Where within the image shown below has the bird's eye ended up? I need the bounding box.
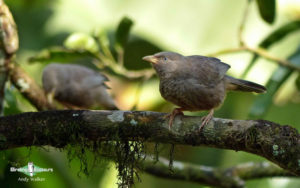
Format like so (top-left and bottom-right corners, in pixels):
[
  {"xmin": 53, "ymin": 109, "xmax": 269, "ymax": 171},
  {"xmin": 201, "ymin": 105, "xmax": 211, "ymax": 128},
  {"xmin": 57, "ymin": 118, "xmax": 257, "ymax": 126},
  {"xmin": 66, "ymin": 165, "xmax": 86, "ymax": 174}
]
[{"xmin": 162, "ymin": 57, "xmax": 167, "ymax": 61}]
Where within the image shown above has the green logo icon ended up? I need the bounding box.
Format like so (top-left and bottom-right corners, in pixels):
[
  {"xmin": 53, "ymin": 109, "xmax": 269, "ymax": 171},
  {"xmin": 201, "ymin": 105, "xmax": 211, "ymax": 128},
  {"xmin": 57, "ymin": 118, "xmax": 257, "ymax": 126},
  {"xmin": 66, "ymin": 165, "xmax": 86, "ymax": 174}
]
[{"xmin": 10, "ymin": 162, "xmax": 53, "ymax": 177}]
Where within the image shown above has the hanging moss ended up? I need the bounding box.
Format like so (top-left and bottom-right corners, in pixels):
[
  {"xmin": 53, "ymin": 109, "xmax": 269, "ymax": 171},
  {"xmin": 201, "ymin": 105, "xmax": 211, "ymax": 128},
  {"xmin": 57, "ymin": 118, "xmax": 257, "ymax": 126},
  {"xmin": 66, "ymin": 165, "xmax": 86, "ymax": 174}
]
[
  {"xmin": 168, "ymin": 144, "xmax": 175, "ymax": 173},
  {"xmin": 64, "ymin": 139, "xmax": 147, "ymax": 187},
  {"xmin": 115, "ymin": 140, "xmax": 145, "ymax": 187},
  {"xmin": 153, "ymin": 142, "xmax": 159, "ymax": 163},
  {"xmin": 60, "ymin": 121, "xmax": 149, "ymax": 188}
]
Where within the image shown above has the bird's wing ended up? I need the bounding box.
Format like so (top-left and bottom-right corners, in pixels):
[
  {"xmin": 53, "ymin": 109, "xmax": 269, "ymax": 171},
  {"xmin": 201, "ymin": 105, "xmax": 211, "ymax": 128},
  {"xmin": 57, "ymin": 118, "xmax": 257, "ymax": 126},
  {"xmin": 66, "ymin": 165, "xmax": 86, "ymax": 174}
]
[
  {"xmin": 81, "ymin": 74, "xmax": 110, "ymax": 89},
  {"xmin": 187, "ymin": 55, "xmax": 231, "ymax": 86}
]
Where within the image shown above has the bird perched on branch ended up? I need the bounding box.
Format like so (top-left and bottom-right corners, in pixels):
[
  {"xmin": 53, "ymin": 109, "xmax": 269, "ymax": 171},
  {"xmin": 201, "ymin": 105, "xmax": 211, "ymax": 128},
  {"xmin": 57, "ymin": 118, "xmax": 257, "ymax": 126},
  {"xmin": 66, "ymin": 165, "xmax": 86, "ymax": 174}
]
[
  {"xmin": 42, "ymin": 63, "xmax": 118, "ymax": 110},
  {"xmin": 143, "ymin": 52, "xmax": 266, "ymax": 130}
]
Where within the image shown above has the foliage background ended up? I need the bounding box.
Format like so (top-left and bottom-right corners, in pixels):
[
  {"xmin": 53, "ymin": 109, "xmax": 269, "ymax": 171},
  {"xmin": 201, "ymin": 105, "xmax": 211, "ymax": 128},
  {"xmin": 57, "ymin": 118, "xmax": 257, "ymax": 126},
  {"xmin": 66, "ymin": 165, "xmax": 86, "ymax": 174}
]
[{"xmin": 1, "ymin": 0, "xmax": 300, "ymax": 187}]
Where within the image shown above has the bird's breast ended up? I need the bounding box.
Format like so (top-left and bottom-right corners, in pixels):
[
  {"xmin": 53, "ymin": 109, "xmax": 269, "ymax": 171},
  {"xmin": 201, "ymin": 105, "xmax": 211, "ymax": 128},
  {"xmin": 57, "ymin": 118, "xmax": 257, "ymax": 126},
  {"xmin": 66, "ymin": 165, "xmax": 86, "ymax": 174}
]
[{"xmin": 159, "ymin": 77, "xmax": 226, "ymax": 111}]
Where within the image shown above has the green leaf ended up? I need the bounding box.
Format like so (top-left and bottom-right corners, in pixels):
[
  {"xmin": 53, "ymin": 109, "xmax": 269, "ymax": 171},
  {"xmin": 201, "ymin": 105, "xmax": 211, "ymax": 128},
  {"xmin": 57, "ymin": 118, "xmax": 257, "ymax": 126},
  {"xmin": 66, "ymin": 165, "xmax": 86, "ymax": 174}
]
[
  {"xmin": 28, "ymin": 47, "xmax": 99, "ymax": 70},
  {"xmin": 242, "ymin": 20, "xmax": 300, "ymax": 78},
  {"xmin": 259, "ymin": 20, "xmax": 300, "ymax": 48},
  {"xmin": 249, "ymin": 45, "xmax": 300, "ymax": 118},
  {"xmin": 256, "ymin": 0, "xmax": 276, "ymax": 24},
  {"xmin": 29, "ymin": 47, "xmax": 96, "ymax": 63},
  {"xmin": 64, "ymin": 32, "xmax": 99, "ymax": 53},
  {"xmin": 123, "ymin": 36, "xmax": 162, "ymax": 70},
  {"xmin": 115, "ymin": 17, "xmax": 134, "ymax": 49}
]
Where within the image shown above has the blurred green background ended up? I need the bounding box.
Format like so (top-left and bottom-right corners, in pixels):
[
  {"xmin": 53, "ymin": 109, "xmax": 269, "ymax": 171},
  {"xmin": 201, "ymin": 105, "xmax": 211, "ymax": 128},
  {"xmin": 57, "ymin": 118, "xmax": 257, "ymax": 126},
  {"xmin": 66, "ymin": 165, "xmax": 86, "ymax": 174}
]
[{"xmin": 1, "ymin": 0, "xmax": 300, "ymax": 187}]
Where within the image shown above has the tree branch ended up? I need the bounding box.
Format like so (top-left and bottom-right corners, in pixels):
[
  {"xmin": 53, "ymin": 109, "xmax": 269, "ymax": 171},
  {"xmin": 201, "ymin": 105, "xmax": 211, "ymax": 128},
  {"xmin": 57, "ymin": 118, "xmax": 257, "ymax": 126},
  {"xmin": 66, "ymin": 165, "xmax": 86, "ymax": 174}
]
[
  {"xmin": 0, "ymin": 110, "xmax": 299, "ymax": 176},
  {"xmin": 0, "ymin": 53, "xmax": 10, "ymax": 115},
  {"xmin": 7, "ymin": 63, "xmax": 55, "ymax": 111},
  {"xmin": 0, "ymin": 0, "xmax": 19, "ymax": 115},
  {"xmin": 141, "ymin": 157, "xmax": 294, "ymax": 188},
  {"xmin": 208, "ymin": 46, "xmax": 300, "ymax": 72}
]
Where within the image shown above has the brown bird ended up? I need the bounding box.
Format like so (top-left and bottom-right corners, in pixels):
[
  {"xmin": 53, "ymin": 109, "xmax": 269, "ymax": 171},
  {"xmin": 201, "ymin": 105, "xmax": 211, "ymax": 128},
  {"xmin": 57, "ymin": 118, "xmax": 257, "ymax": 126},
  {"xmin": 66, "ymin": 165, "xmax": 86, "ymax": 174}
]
[
  {"xmin": 42, "ymin": 63, "xmax": 118, "ymax": 110},
  {"xmin": 143, "ymin": 52, "xmax": 266, "ymax": 130}
]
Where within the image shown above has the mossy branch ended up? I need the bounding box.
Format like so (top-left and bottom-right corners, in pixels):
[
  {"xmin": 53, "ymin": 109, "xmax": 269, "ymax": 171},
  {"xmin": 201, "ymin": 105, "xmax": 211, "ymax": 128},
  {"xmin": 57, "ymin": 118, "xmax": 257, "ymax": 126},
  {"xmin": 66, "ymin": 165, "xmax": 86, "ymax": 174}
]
[
  {"xmin": 0, "ymin": 0, "xmax": 19, "ymax": 115},
  {"xmin": 0, "ymin": 110, "xmax": 299, "ymax": 176},
  {"xmin": 141, "ymin": 157, "xmax": 294, "ymax": 188}
]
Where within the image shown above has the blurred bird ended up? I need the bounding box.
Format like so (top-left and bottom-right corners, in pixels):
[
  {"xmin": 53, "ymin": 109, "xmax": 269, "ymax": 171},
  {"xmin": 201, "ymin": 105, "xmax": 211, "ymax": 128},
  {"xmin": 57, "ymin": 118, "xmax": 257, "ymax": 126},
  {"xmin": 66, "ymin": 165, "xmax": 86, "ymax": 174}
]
[
  {"xmin": 42, "ymin": 63, "xmax": 118, "ymax": 110},
  {"xmin": 143, "ymin": 52, "xmax": 266, "ymax": 130}
]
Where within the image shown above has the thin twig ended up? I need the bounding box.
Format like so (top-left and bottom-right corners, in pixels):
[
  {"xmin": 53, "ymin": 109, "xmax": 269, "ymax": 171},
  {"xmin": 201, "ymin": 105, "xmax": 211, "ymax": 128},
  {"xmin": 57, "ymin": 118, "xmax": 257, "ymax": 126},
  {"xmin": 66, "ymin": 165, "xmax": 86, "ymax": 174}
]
[
  {"xmin": 238, "ymin": 0, "xmax": 252, "ymax": 46},
  {"xmin": 96, "ymin": 35, "xmax": 155, "ymax": 80},
  {"xmin": 94, "ymin": 52, "xmax": 155, "ymax": 81},
  {"xmin": 208, "ymin": 46, "xmax": 300, "ymax": 72}
]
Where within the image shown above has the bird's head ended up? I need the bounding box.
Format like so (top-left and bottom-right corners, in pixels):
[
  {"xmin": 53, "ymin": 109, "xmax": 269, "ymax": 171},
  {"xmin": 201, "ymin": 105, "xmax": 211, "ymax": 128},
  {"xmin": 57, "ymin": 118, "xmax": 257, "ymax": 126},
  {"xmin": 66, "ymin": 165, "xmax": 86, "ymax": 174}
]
[{"xmin": 142, "ymin": 51, "xmax": 184, "ymax": 78}]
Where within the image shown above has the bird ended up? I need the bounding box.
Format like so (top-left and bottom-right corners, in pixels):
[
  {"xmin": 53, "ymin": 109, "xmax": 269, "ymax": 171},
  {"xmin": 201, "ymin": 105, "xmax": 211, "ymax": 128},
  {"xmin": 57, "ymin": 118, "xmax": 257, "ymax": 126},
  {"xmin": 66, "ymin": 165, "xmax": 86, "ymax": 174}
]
[
  {"xmin": 42, "ymin": 63, "xmax": 118, "ymax": 110},
  {"xmin": 142, "ymin": 51, "xmax": 266, "ymax": 131}
]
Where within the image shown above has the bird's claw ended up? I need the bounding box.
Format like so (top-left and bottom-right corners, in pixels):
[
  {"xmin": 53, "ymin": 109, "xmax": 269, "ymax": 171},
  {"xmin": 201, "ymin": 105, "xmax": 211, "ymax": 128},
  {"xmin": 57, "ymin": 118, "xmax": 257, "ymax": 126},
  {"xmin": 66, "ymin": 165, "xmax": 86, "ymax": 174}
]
[
  {"xmin": 199, "ymin": 109, "xmax": 214, "ymax": 131},
  {"xmin": 164, "ymin": 108, "xmax": 184, "ymax": 130}
]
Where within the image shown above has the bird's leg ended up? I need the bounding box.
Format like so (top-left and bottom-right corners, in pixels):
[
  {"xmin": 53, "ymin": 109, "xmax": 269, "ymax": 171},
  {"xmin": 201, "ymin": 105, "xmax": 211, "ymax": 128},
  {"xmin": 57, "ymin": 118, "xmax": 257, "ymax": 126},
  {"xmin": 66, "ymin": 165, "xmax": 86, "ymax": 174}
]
[
  {"xmin": 199, "ymin": 109, "xmax": 214, "ymax": 131},
  {"xmin": 46, "ymin": 89, "xmax": 56, "ymax": 105},
  {"xmin": 165, "ymin": 108, "xmax": 184, "ymax": 130}
]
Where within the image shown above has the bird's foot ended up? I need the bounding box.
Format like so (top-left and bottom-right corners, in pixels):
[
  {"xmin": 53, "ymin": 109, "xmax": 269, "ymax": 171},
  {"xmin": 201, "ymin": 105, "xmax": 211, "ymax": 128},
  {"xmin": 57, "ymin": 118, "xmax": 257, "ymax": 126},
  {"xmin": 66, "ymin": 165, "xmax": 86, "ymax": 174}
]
[
  {"xmin": 199, "ymin": 109, "xmax": 214, "ymax": 131},
  {"xmin": 164, "ymin": 108, "xmax": 184, "ymax": 130}
]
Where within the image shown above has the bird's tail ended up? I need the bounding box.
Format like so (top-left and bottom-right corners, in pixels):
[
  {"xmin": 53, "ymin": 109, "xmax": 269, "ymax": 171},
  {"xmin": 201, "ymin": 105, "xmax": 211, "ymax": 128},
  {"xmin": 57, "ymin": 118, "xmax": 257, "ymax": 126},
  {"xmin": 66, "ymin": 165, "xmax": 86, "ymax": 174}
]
[{"xmin": 225, "ymin": 76, "xmax": 266, "ymax": 93}]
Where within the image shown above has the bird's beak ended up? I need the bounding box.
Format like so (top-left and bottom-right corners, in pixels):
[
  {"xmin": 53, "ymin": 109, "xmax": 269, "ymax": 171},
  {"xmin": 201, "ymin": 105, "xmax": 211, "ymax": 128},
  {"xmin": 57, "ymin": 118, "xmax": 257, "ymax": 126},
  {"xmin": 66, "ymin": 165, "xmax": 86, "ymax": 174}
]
[{"xmin": 142, "ymin": 55, "xmax": 158, "ymax": 64}]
